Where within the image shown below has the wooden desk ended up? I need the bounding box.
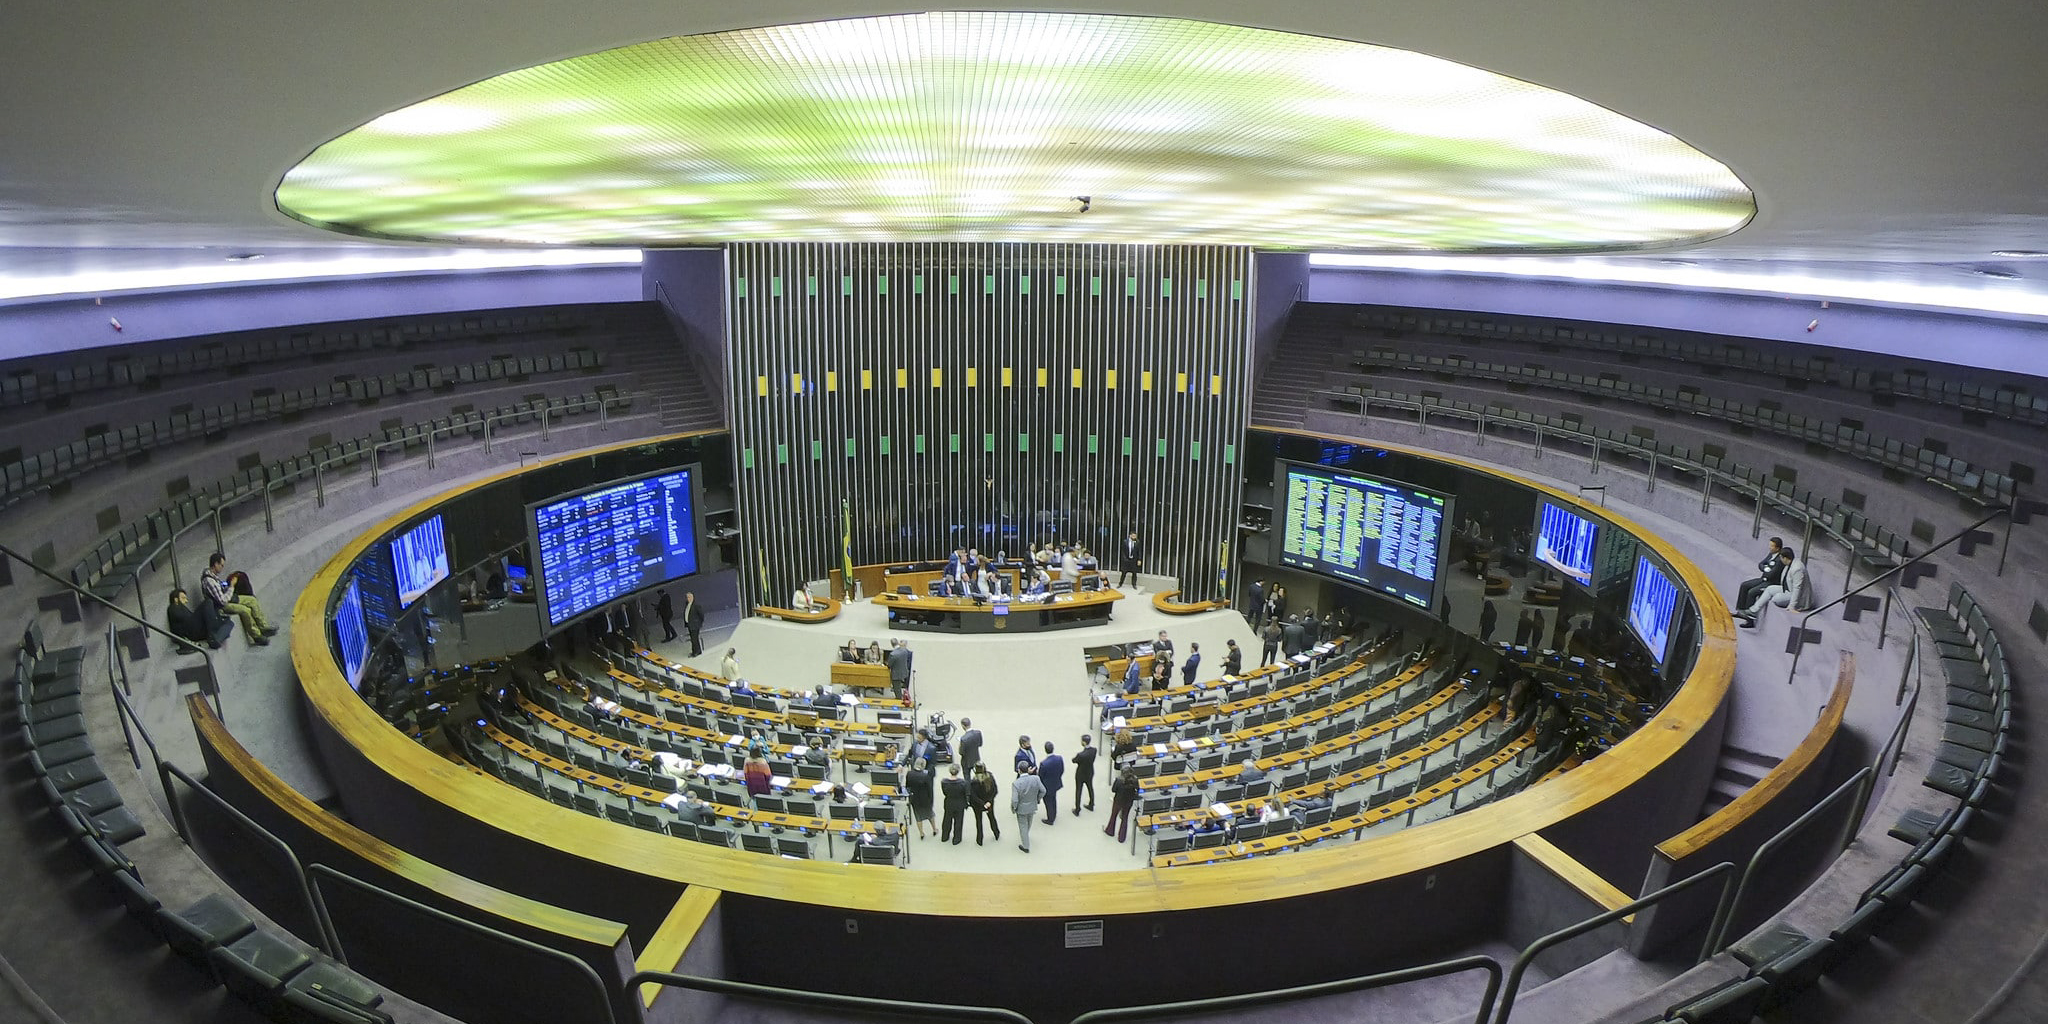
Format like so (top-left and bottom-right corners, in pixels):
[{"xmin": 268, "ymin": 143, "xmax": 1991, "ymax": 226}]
[
  {"xmin": 633, "ymin": 647, "xmax": 910, "ymax": 712},
  {"xmin": 1153, "ymin": 590, "xmax": 1230, "ymax": 615},
  {"xmin": 599, "ymin": 669, "xmax": 902, "ymax": 767},
  {"xmin": 872, "ymin": 588, "xmax": 1122, "ymax": 633},
  {"xmin": 754, "ymin": 596, "xmax": 842, "ymax": 623},
  {"xmin": 830, "ymin": 662, "xmax": 893, "ymax": 692}
]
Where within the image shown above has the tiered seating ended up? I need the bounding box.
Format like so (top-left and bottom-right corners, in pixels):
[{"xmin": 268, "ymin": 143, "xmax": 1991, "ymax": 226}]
[
  {"xmin": 1663, "ymin": 587, "xmax": 2006, "ymax": 1019},
  {"xmin": 65, "ymin": 388, "xmax": 635, "ymax": 604},
  {"xmin": 1321, "ymin": 383, "xmax": 1921, "ymax": 570},
  {"xmin": 461, "ymin": 674, "xmax": 901, "ymax": 862},
  {"xmin": 1346, "ymin": 348, "xmax": 2015, "ymax": 507},
  {"xmin": 1348, "ymin": 306, "xmax": 2048, "ymax": 427},
  {"xmin": 5, "ymin": 347, "xmax": 607, "ymax": 512},
  {"xmin": 15, "ymin": 620, "xmax": 392, "ymax": 1022}
]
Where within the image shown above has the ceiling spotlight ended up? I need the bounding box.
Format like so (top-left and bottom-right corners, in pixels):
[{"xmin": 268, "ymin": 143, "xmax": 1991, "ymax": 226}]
[
  {"xmin": 1073, "ymin": 196, "xmax": 1092, "ymax": 213},
  {"xmin": 225, "ymin": 252, "xmax": 266, "ymax": 261},
  {"xmin": 1990, "ymin": 250, "xmax": 2047, "ymax": 258}
]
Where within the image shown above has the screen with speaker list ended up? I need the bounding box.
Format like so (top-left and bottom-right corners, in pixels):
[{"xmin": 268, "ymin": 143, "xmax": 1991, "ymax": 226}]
[
  {"xmin": 1278, "ymin": 462, "xmax": 1448, "ymax": 610},
  {"xmin": 391, "ymin": 514, "xmax": 450, "ymax": 609},
  {"xmin": 334, "ymin": 578, "xmax": 371, "ymax": 690},
  {"xmin": 1535, "ymin": 500, "xmax": 1599, "ymax": 586},
  {"xmin": 1627, "ymin": 555, "xmax": 1681, "ymax": 665},
  {"xmin": 531, "ymin": 468, "xmax": 699, "ymax": 628}
]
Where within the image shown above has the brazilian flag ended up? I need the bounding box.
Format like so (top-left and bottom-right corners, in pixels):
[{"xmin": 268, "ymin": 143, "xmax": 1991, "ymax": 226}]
[{"xmin": 840, "ymin": 497, "xmax": 856, "ymax": 599}]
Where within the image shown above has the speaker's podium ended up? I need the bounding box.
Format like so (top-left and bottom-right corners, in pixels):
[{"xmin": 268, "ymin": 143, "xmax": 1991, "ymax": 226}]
[{"xmin": 873, "ymin": 586, "xmax": 1122, "ymax": 634}]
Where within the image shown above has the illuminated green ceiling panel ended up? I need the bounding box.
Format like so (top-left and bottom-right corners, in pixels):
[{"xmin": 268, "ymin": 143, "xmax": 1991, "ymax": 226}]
[{"xmin": 275, "ymin": 12, "xmax": 1753, "ymax": 251}]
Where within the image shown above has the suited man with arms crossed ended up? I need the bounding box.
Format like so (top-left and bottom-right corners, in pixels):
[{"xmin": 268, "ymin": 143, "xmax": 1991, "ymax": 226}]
[
  {"xmin": 956, "ymin": 718, "xmax": 983, "ymax": 772},
  {"xmin": 1735, "ymin": 537, "xmax": 1785, "ymax": 611}
]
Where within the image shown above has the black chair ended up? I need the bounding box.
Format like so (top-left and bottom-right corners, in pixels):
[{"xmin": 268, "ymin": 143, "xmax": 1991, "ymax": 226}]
[
  {"xmin": 209, "ymin": 930, "xmax": 315, "ymax": 1016},
  {"xmin": 159, "ymin": 893, "xmax": 258, "ymax": 979}
]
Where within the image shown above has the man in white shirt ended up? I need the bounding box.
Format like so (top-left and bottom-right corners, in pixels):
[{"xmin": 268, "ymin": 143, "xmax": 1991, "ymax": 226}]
[
  {"xmin": 1736, "ymin": 549, "xmax": 1808, "ymax": 626},
  {"xmin": 720, "ymin": 648, "xmax": 740, "ymax": 680}
]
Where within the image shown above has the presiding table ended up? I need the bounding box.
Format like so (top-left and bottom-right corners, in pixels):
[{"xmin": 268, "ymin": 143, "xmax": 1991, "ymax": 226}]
[{"xmin": 873, "ymin": 588, "xmax": 1123, "ymax": 633}]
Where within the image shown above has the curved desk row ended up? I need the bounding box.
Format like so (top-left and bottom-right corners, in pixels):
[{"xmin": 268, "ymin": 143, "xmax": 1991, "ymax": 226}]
[
  {"xmin": 752, "ymin": 596, "xmax": 841, "ymax": 622},
  {"xmin": 872, "ymin": 587, "xmax": 1123, "ymax": 633},
  {"xmin": 290, "ymin": 431, "xmax": 1736, "ymax": 1018}
]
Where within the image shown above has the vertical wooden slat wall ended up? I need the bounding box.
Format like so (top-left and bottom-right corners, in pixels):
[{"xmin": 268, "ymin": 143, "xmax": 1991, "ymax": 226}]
[{"xmin": 727, "ymin": 242, "xmax": 1251, "ymax": 607}]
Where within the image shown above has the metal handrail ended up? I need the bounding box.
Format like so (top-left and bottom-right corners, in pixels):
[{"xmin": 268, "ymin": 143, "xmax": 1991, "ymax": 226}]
[
  {"xmin": 1702, "ymin": 766, "xmax": 1876, "ymax": 956},
  {"xmin": 1066, "ymin": 954, "xmax": 1503, "ymax": 1024},
  {"xmin": 157, "ymin": 760, "xmax": 339, "ymax": 958},
  {"xmin": 631, "ymin": 971, "xmax": 1036, "ymax": 1024},
  {"xmin": 1878, "ymin": 611, "xmax": 1925, "ymax": 780},
  {"xmin": 307, "ymin": 863, "xmax": 618, "ymax": 1024},
  {"xmin": 102, "ymin": 622, "xmax": 165, "ymax": 773},
  {"xmin": 1493, "ymin": 860, "xmax": 1738, "ymax": 1024},
  {"xmin": 1786, "ymin": 505, "xmax": 2012, "ymax": 683},
  {"xmin": 0, "ymin": 542, "xmax": 224, "ymax": 720}
]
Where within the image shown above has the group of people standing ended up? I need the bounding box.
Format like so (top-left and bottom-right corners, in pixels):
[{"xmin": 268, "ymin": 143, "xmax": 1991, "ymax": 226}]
[{"xmin": 899, "ymin": 721, "xmax": 1104, "ymax": 853}]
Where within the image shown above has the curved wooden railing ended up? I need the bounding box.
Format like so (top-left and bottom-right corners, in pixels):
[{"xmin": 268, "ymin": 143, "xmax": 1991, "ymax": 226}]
[
  {"xmin": 294, "ymin": 429, "xmax": 1733, "ymax": 914},
  {"xmin": 751, "ymin": 595, "xmax": 842, "ymax": 622},
  {"xmin": 1153, "ymin": 589, "xmax": 1230, "ymax": 614}
]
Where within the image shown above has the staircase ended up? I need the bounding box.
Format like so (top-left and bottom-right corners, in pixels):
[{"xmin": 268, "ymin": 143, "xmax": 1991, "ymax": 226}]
[
  {"xmin": 1250, "ymin": 304, "xmax": 1358, "ymax": 430},
  {"xmin": 1697, "ymin": 744, "xmax": 1781, "ymax": 818},
  {"xmin": 600, "ymin": 304, "xmax": 726, "ymax": 434}
]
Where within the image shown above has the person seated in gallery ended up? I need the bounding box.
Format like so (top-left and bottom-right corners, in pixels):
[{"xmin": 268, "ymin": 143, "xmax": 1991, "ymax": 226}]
[
  {"xmin": 1237, "ymin": 758, "xmax": 1267, "ymax": 786},
  {"xmin": 166, "ymin": 587, "xmax": 231, "ymax": 652},
  {"xmin": 865, "ymin": 640, "xmax": 885, "ymax": 664},
  {"xmin": 840, "ymin": 639, "xmax": 864, "ymax": 663}
]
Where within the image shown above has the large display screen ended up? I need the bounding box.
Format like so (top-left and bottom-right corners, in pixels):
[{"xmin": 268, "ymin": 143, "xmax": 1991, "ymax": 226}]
[
  {"xmin": 1627, "ymin": 555, "xmax": 1681, "ymax": 665},
  {"xmin": 1278, "ymin": 462, "xmax": 1448, "ymax": 610},
  {"xmin": 334, "ymin": 578, "xmax": 371, "ymax": 691},
  {"xmin": 1535, "ymin": 501, "xmax": 1599, "ymax": 586},
  {"xmin": 391, "ymin": 514, "xmax": 450, "ymax": 609},
  {"xmin": 531, "ymin": 467, "xmax": 700, "ymax": 628}
]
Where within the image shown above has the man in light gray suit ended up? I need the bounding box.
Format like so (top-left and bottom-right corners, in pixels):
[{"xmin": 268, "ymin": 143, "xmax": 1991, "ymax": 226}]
[
  {"xmin": 886, "ymin": 639, "xmax": 913, "ymax": 692},
  {"xmin": 1737, "ymin": 549, "xmax": 1808, "ymax": 626},
  {"xmin": 1011, "ymin": 765, "xmax": 1046, "ymax": 853}
]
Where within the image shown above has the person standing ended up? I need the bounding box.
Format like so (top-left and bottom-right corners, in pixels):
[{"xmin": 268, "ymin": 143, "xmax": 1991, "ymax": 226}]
[
  {"xmin": 1260, "ymin": 619, "xmax": 1282, "ymax": 667},
  {"xmin": 1222, "ymin": 639, "xmax": 1243, "ymax": 678},
  {"xmin": 1512, "ymin": 610, "xmax": 1535, "ymax": 648},
  {"xmin": 1103, "ymin": 767, "xmax": 1141, "ymax": 843},
  {"xmin": 1281, "ymin": 615, "xmax": 1306, "ymax": 658},
  {"xmin": 908, "ymin": 728, "xmax": 937, "ymax": 774},
  {"xmin": 720, "ymin": 647, "xmax": 740, "ymax": 680},
  {"xmin": 1529, "ymin": 610, "xmax": 1547, "ymax": 650},
  {"xmin": 1478, "ymin": 599, "xmax": 1499, "ymax": 644},
  {"xmin": 1248, "ymin": 580, "xmax": 1267, "ymax": 630},
  {"xmin": 906, "ymin": 757, "xmax": 936, "ymax": 839},
  {"xmin": 1011, "ymin": 765, "xmax": 1045, "ymax": 853},
  {"xmin": 1013, "ymin": 735, "xmax": 1037, "ymax": 772},
  {"xmin": 655, "ymin": 589, "xmax": 678, "ymax": 643},
  {"xmin": 968, "ymin": 763, "xmax": 1001, "ymax": 845},
  {"xmin": 939, "ymin": 766, "xmax": 970, "ymax": 845},
  {"xmin": 1037, "ymin": 742, "xmax": 1065, "ymax": 824},
  {"xmin": 1071, "ymin": 734, "xmax": 1098, "ymax": 814},
  {"xmin": 956, "ymin": 718, "xmax": 983, "ymax": 772},
  {"xmin": 1122, "ymin": 656, "xmax": 1145, "ymax": 695},
  {"xmin": 682, "ymin": 591, "xmax": 705, "ymax": 656},
  {"xmin": 743, "ymin": 753, "xmax": 772, "ymax": 806},
  {"xmin": 1181, "ymin": 643, "xmax": 1202, "ymax": 687},
  {"xmin": 1116, "ymin": 531, "xmax": 1143, "ymax": 590},
  {"xmin": 1269, "ymin": 585, "xmax": 1288, "ymax": 624},
  {"xmin": 886, "ymin": 638, "xmax": 913, "ymax": 693}
]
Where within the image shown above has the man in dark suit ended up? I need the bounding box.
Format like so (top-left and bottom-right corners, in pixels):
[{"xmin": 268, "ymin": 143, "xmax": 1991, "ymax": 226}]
[
  {"xmin": 1070, "ymin": 735, "xmax": 1097, "ymax": 814},
  {"xmin": 1116, "ymin": 531, "xmax": 1142, "ymax": 589},
  {"xmin": 1281, "ymin": 615, "xmax": 1307, "ymax": 657},
  {"xmin": 166, "ymin": 588, "xmax": 228, "ymax": 652},
  {"xmin": 1014, "ymin": 735, "xmax": 1037, "ymax": 772},
  {"xmin": 655, "ymin": 589, "xmax": 679, "ymax": 642},
  {"xmin": 1735, "ymin": 537, "xmax": 1786, "ymax": 610},
  {"xmin": 1248, "ymin": 580, "xmax": 1266, "ymax": 629},
  {"xmin": 1181, "ymin": 643, "xmax": 1201, "ymax": 687},
  {"xmin": 956, "ymin": 718, "xmax": 983, "ymax": 772},
  {"xmin": 1222, "ymin": 639, "xmax": 1243, "ymax": 677},
  {"xmin": 939, "ymin": 766, "xmax": 970, "ymax": 845},
  {"xmin": 1479, "ymin": 599, "xmax": 1499, "ymax": 643},
  {"xmin": 1037, "ymin": 742, "xmax": 1065, "ymax": 824},
  {"xmin": 681, "ymin": 592, "xmax": 706, "ymax": 655}
]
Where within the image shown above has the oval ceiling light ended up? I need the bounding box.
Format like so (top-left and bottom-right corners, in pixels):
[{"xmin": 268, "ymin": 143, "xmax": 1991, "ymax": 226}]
[{"xmin": 275, "ymin": 12, "xmax": 1754, "ymax": 252}]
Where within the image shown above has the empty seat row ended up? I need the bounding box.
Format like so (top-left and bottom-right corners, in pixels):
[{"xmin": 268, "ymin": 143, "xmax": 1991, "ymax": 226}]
[
  {"xmin": 62, "ymin": 389, "xmax": 624, "ymax": 601},
  {"xmin": 1324, "ymin": 385, "xmax": 1917, "ymax": 566},
  {"xmin": 1351, "ymin": 349, "xmax": 2014, "ymax": 504},
  {"xmin": 1, "ymin": 350, "xmax": 606, "ymax": 508},
  {"xmin": 1345, "ymin": 305, "xmax": 2048, "ymax": 426},
  {"xmin": 0, "ymin": 302, "xmax": 622, "ymax": 410}
]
